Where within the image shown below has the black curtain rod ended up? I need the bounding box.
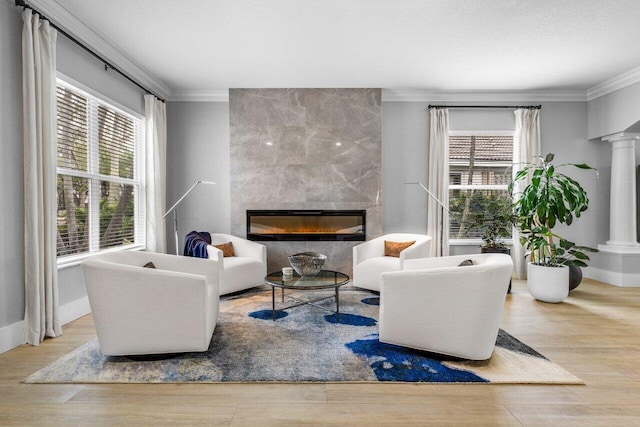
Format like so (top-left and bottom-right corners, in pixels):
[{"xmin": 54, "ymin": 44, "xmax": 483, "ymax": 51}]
[
  {"xmin": 428, "ymin": 105, "xmax": 541, "ymax": 110},
  {"xmin": 15, "ymin": 0, "xmax": 166, "ymax": 103}
]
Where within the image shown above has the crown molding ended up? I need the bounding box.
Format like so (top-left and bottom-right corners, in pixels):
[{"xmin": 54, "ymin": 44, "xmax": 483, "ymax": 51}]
[
  {"xmin": 168, "ymin": 90, "xmax": 229, "ymax": 102},
  {"xmin": 587, "ymin": 65, "xmax": 640, "ymax": 101},
  {"xmin": 381, "ymin": 89, "xmax": 587, "ymax": 102},
  {"xmin": 27, "ymin": 0, "xmax": 171, "ymax": 100},
  {"xmin": 167, "ymin": 88, "xmax": 588, "ymax": 103}
]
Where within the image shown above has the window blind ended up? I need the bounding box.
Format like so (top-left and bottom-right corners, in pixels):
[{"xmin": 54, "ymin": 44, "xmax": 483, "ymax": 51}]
[{"xmin": 56, "ymin": 81, "xmax": 144, "ymax": 259}]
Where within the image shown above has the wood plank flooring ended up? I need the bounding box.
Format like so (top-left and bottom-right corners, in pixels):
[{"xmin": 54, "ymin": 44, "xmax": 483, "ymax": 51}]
[{"xmin": 1, "ymin": 278, "xmax": 640, "ymax": 426}]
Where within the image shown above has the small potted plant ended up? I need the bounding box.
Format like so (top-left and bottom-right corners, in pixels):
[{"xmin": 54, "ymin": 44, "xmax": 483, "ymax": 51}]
[
  {"xmin": 457, "ymin": 194, "xmax": 516, "ymax": 292},
  {"xmin": 510, "ymin": 153, "xmax": 598, "ymax": 303},
  {"xmin": 471, "ymin": 196, "xmax": 516, "ymax": 253},
  {"xmin": 453, "ymin": 190, "xmax": 515, "ymax": 251}
]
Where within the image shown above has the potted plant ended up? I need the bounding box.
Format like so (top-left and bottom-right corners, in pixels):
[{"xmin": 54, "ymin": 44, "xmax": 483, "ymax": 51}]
[
  {"xmin": 479, "ymin": 197, "xmax": 517, "ymax": 292},
  {"xmin": 510, "ymin": 153, "xmax": 598, "ymax": 303},
  {"xmin": 466, "ymin": 195, "xmax": 516, "ymax": 252},
  {"xmin": 452, "ymin": 188, "xmax": 515, "ymax": 251},
  {"xmin": 456, "ymin": 195, "xmax": 516, "ymax": 291}
]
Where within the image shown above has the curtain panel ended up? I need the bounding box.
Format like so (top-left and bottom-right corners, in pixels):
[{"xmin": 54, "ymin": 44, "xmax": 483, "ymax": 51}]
[
  {"xmin": 22, "ymin": 9, "xmax": 62, "ymax": 345},
  {"xmin": 513, "ymin": 108, "xmax": 541, "ymax": 279},
  {"xmin": 145, "ymin": 95, "xmax": 167, "ymax": 253},
  {"xmin": 427, "ymin": 108, "xmax": 450, "ymax": 257}
]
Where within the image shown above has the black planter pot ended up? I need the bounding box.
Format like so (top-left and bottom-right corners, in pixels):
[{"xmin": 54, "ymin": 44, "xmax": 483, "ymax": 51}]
[
  {"xmin": 569, "ymin": 265, "xmax": 583, "ymax": 291},
  {"xmin": 480, "ymin": 246, "xmax": 512, "ymax": 293}
]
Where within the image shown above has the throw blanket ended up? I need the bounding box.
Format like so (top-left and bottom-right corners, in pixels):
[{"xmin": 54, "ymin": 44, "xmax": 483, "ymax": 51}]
[{"xmin": 184, "ymin": 231, "xmax": 212, "ymax": 259}]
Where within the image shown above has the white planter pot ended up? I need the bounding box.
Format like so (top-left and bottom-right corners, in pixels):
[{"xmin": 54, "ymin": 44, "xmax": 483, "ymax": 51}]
[{"xmin": 527, "ymin": 262, "xmax": 569, "ymax": 303}]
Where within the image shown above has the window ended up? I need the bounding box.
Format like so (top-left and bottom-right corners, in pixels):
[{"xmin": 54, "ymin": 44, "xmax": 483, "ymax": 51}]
[
  {"xmin": 448, "ymin": 132, "xmax": 513, "ymax": 241},
  {"xmin": 56, "ymin": 79, "xmax": 145, "ymax": 263}
]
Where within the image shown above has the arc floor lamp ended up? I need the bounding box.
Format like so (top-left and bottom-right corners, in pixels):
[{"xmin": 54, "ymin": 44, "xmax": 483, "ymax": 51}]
[
  {"xmin": 404, "ymin": 181, "xmax": 450, "ymax": 256},
  {"xmin": 163, "ymin": 180, "xmax": 215, "ymax": 255}
]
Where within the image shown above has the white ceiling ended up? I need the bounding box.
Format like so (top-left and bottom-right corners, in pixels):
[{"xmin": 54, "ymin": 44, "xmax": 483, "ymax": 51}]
[{"xmin": 46, "ymin": 0, "xmax": 640, "ymax": 98}]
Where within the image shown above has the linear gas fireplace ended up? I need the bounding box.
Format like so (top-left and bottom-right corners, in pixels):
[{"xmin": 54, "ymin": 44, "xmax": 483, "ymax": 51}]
[{"xmin": 246, "ymin": 210, "xmax": 366, "ymax": 241}]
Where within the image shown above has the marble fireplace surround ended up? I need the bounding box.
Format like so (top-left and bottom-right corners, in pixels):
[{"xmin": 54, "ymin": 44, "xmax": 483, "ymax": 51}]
[{"xmin": 229, "ymin": 88, "xmax": 382, "ymax": 275}]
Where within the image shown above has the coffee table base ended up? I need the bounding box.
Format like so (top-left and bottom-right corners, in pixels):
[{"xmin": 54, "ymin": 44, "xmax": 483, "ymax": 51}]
[{"xmin": 271, "ymin": 286, "xmax": 340, "ymax": 321}]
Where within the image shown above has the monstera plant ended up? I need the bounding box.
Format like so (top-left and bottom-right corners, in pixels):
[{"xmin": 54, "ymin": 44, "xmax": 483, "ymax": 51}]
[{"xmin": 510, "ymin": 153, "xmax": 598, "ymax": 302}]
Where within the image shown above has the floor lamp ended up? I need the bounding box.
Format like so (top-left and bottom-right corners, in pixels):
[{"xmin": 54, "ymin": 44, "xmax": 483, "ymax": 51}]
[
  {"xmin": 404, "ymin": 182, "xmax": 450, "ymax": 256},
  {"xmin": 163, "ymin": 180, "xmax": 215, "ymax": 255}
]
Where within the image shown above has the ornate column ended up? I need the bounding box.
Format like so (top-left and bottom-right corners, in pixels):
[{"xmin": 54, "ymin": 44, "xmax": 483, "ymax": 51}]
[
  {"xmin": 602, "ymin": 132, "xmax": 640, "ymax": 249},
  {"xmin": 589, "ymin": 133, "xmax": 640, "ymax": 287}
]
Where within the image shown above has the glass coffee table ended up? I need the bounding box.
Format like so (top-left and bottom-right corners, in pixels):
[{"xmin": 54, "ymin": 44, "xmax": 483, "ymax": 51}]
[{"xmin": 264, "ymin": 270, "xmax": 350, "ymax": 321}]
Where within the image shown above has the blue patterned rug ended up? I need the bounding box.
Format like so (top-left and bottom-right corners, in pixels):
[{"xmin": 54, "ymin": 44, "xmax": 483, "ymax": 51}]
[{"xmin": 23, "ymin": 288, "xmax": 582, "ymax": 384}]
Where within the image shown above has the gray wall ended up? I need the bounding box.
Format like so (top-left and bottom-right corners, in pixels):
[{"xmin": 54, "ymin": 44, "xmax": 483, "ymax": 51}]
[
  {"xmin": 166, "ymin": 102, "xmax": 231, "ymax": 255},
  {"xmin": 382, "ymin": 103, "xmax": 517, "ymax": 234},
  {"xmin": 56, "ymin": 32, "xmax": 146, "ymax": 307},
  {"xmin": 57, "ymin": 37, "xmax": 144, "ymax": 116},
  {"xmin": 382, "ymin": 101, "xmax": 609, "ymax": 258},
  {"xmin": 587, "ymin": 82, "xmax": 640, "ymax": 170},
  {"xmin": 0, "ymin": 1, "xmax": 146, "ymax": 332},
  {"xmin": 588, "ymin": 82, "xmax": 640, "ymax": 139},
  {"xmin": 0, "ymin": 1, "xmax": 25, "ymax": 329},
  {"xmin": 169, "ymin": 99, "xmax": 608, "ymax": 265},
  {"xmin": 381, "ymin": 103, "xmax": 429, "ymax": 234},
  {"xmin": 540, "ymin": 102, "xmax": 610, "ymax": 249}
]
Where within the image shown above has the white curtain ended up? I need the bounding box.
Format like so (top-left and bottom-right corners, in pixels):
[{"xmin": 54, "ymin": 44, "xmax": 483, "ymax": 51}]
[
  {"xmin": 513, "ymin": 108, "xmax": 541, "ymax": 279},
  {"xmin": 22, "ymin": 10, "xmax": 61, "ymax": 345},
  {"xmin": 427, "ymin": 108, "xmax": 450, "ymax": 257},
  {"xmin": 145, "ymin": 94, "xmax": 167, "ymax": 253}
]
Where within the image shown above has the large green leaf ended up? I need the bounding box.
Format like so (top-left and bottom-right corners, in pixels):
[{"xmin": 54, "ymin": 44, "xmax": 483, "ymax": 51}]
[
  {"xmin": 569, "ymin": 251, "xmax": 589, "ymax": 260},
  {"xmin": 512, "ymin": 153, "xmax": 597, "ymax": 266},
  {"xmin": 572, "ymin": 163, "xmax": 596, "ymax": 170}
]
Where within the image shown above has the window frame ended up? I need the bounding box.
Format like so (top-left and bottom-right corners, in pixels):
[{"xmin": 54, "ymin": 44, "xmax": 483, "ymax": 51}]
[
  {"xmin": 448, "ymin": 130, "xmax": 514, "ymax": 246},
  {"xmin": 56, "ymin": 74, "xmax": 146, "ymax": 269}
]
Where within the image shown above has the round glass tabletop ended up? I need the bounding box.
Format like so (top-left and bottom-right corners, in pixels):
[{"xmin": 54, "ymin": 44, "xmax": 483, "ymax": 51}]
[{"xmin": 265, "ymin": 270, "xmax": 349, "ymax": 290}]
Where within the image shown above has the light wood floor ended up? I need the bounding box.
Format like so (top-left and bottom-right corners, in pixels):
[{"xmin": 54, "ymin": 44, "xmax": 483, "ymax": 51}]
[{"xmin": 1, "ymin": 278, "xmax": 640, "ymax": 426}]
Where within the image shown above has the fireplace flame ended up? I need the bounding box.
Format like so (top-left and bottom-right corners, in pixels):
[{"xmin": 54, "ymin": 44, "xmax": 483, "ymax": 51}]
[
  {"xmin": 251, "ymin": 225, "xmax": 362, "ymax": 234},
  {"xmin": 250, "ymin": 217, "xmax": 363, "ymax": 235},
  {"xmin": 246, "ymin": 211, "xmax": 365, "ymax": 240}
]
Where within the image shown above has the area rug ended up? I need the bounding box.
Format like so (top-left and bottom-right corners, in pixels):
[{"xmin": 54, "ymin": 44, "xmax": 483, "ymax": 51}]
[{"xmin": 23, "ymin": 288, "xmax": 582, "ymax": 384}]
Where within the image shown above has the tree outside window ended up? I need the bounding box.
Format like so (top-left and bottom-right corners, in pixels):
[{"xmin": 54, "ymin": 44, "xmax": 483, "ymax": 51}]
[
  {"xmin": 449, "ymin": 132, "xmax": 513, "ymax": 241},
  {"xmin": 56, "ymin": 81, "xmax": 144, "ymax": 261}
]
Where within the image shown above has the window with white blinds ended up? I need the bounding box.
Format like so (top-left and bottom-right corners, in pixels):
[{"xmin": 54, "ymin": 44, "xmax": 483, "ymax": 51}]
[
  {"xmin": 56, "ymin": 79, "xmax": 145, "ymax": 262},
  {"xmin": 448, "ymin": 132, "xmax": 513, "ymax": 241}
]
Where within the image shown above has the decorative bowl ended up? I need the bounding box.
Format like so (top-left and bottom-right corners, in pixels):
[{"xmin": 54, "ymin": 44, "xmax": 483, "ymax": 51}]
[{"xmin": 288, "ymin": 252, "xmax": 327, "ymax": 277}]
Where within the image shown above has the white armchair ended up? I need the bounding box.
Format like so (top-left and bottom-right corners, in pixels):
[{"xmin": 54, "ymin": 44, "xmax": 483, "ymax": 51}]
[
  {"xmin": 379, "ymin": 253, "xmax": 514, "ymax": 360},
  {"xmin": 81, "ymin": 250, "xmax": 220, "ymax": 356},
  {"xmin": 352, "ymin": 233, "xmax": 432, "ymax": 292},
  {"xmin": 207, "ymin": 233, "xmax": 267, "ymax": 295}
]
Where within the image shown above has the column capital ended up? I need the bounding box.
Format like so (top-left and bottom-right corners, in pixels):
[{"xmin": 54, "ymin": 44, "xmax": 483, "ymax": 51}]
[{"xmin": 601, "ymin": 132, "xmax": 640, "ymax": 143}]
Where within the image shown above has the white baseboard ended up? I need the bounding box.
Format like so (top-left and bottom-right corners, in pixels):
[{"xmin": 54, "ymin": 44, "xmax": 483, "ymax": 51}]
[
  {"xmin": 0, "ymin": 296, "xmax": 91, "ymax": 355},
  {"xmin": 585, "ymin": 267, "xmax": 640, "ymax": 287},
  {"xmin": 0, "ymin": 321, "xmax": 25, "ymax": 355},
  {"xmin": 59, "ymin": 296, "xmax": 91, "ymax": 326}
]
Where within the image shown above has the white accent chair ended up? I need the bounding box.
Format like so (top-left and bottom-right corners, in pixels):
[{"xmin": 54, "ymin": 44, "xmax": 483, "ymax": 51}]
[
  {"xmin": 81, "ymin": 251, "xmax": 220, "ymax": 356},
  {"xmin": 352, "ymin": 233, "xmax": 432, "ymax": 292},
  {"xmin": 379, "ymin": 253, "xmax": 514, "ymax": 360},
  {"xmin": 206, "ymin": 233, "xmax": 267, "ymax": 295}
]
